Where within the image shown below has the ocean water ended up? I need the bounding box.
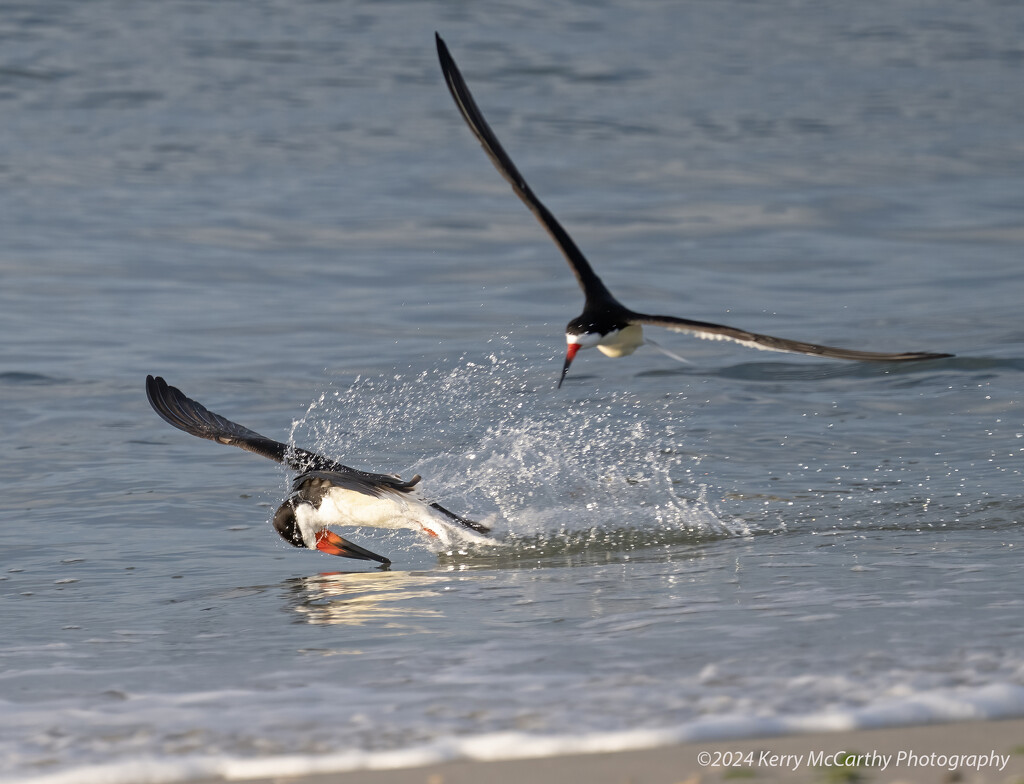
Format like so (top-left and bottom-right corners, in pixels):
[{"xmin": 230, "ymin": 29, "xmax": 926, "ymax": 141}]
[{"xmin": 2, "ymin": 2, "xmax": 1024, "ymax": 782}]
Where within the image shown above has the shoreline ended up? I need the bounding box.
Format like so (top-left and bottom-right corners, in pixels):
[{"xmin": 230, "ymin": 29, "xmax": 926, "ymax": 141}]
[{"xmin": 200, "ymin": 717, "xmax": 1024, "ymax": 784}]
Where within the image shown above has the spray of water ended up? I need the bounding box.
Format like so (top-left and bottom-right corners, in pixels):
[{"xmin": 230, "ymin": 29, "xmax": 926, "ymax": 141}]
[{"xmin": 287, "ymin": 349, "xmax": 741, "ymax": 561}]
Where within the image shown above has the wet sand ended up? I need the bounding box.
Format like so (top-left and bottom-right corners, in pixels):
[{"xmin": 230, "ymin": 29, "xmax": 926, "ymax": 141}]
[{"xmin": 205, "ymin": 717, "xmax": 1024, "ymax": 784}]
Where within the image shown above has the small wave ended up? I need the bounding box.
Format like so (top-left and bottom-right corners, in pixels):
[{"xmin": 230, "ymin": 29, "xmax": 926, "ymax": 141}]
[
  {"xmin": 0, "ymin": 371, "xmax": 65, "ymax": 386},
  {"xmin": 10, "ymin": 683, "xmax": 1024, "ymax": 784}
]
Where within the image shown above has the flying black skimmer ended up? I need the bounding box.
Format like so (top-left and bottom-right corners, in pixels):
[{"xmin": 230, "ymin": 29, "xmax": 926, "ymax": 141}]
[
  {"xmin": 435, "ymin": 34, "xmax": 952, "ymax": 387},
  {"xmin": 146, "ymin": 375, "xmax": 489, "ymax": 565}
]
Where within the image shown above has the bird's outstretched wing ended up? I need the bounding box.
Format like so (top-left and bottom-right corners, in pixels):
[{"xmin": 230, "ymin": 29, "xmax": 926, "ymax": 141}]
[
  {"xmin": 630, "ymin": 313, "xmax": 952, "ymax": 362},
  {"xmin": 436, "ymin": 33, "xmax": 618, "ymax": 308},
  {"xmin": 146, "ymin": 376, "xmax": 488, "ymax": 538},
  {"xmin": 437, "ymin": 35, "xmax": 952, "ymax": 366},
  {"xmin": 145, "ymin": 375, "xmax": 420, "ymax": 492}
]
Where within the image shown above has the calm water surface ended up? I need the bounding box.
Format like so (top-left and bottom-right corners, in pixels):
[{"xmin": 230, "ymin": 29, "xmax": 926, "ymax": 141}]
[{"xmin": 2, "ymin": 2, "xmax": 1023, "ymax": 782}]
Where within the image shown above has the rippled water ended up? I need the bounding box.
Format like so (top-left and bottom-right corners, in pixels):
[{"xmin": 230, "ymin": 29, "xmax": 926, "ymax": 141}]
[{"xmin": 2, "ymin": 2, "xmax": 1023, "ymax": 782}]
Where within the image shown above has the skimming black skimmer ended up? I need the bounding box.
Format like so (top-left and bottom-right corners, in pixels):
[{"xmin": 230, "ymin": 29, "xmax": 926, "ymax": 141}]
[
  {"xmin": 146, "ymin": 375, "xmax": 489, "ymax": 565},
  {"xmin": 435, "ymin": 34, "xmax": 952, "ymax": 387}
]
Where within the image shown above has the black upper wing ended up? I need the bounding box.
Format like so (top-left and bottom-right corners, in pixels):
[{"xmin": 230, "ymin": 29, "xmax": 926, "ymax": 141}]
[
  {"xmin": 436, "ymin": 33, "xmax": 620, "ymax": 309},
  {"xmin": 145, "ymin": 375, "xmax": 420, "ymax": 492}
]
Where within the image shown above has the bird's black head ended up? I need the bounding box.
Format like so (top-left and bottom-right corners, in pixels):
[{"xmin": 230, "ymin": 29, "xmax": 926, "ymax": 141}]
[
  {"xmin": 565, "ymin": 317, "xmax": 603, "ymax": 339},
  {"xmin": 272, "ymin": 501, "xmax": 305, "ymax": 548},
  {"xmin": 559, "ymin": 308, "xmax": 633, "ymax": 387},
  {"xmin": 271, "ymin": 494, "xmax": 391, "ymax": 564},
  {"xmin": 566, "ymin": 302, "xmax": 632, "ymax": 339}
]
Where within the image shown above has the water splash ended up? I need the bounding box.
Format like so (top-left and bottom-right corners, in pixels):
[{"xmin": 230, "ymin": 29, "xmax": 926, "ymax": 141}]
[{"xmin": 288, "ymin": 351, "xmax": 739, "ymax": 560}]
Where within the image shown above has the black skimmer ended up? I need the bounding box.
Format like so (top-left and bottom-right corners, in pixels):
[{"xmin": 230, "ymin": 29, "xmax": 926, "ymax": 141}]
[
  {"xmin": 146, "ymin": 375, "xmax": 489, "ymax": 565},
  {"xmin": 435, "ymin": 34, "xmax": 953, "ymax": 387}
]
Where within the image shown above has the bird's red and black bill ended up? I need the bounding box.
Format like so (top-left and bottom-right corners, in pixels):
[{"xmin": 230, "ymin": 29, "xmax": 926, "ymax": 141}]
[
  {"xmin": 314, "ymin": 530, "xmax": 391, "ymax": 564},
  {"xmin": 557, "ymin": 343, "xmax": 582, "ymax": 388}
]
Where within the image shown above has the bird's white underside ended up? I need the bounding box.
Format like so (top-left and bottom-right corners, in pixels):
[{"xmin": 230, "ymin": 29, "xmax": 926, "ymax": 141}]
[
  {"xmin": 292, "ymin": 487, "xmax": 494, "ymax": 550},
  {"xmin": 294, "ymin": 488, "xmax": 454, "ymax": 547}
]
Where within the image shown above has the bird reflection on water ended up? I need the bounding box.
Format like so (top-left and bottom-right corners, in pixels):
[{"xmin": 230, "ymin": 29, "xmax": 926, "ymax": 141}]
[
  {"xmin": 282, "ymin": 571, "xmax": 454, "ymax": 628},
  {"xmin": 278, "ymin": 522, "xmax": 727, "ymax": 627}
]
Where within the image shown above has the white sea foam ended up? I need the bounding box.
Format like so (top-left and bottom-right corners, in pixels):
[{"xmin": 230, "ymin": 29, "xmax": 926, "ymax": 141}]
[{"xmin": 9, "ymin": 683, "xmax": 1024, "ymax": 784}]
